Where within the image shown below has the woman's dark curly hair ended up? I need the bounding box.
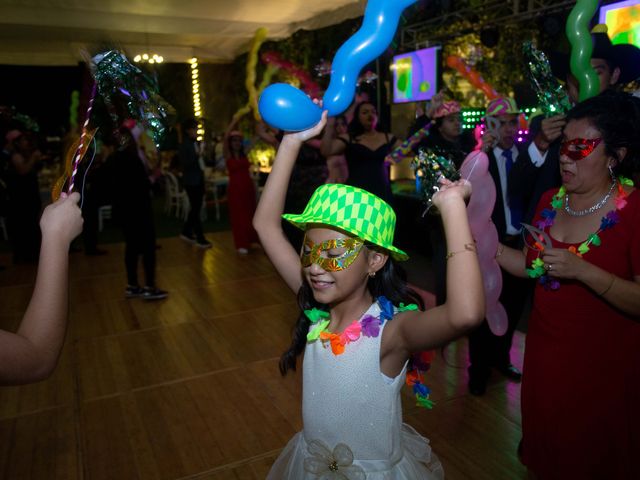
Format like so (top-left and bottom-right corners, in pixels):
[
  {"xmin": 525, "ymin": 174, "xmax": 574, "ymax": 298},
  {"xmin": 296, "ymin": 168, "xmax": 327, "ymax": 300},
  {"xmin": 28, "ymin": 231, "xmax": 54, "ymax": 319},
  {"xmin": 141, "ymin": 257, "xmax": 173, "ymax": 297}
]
[
  {"xmin": 279, "ymin": 250, "xmax": 424, "ymax": 375},
  {"xmin": 565, "ymin": 90, "xmax": 640, "ymax": 178}
]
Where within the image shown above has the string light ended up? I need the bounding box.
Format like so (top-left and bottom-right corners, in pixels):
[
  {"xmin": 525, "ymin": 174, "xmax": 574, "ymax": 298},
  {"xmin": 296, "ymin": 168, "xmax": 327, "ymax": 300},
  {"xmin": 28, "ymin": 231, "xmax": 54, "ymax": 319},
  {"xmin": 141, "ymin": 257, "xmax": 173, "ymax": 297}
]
[
  {"xmin": 133, "ymin": 53, "xmax": 164, "ymax": 64},
  {"xmin": 190, "ymin": 57, "xmax": 204, "ymax": 141}
]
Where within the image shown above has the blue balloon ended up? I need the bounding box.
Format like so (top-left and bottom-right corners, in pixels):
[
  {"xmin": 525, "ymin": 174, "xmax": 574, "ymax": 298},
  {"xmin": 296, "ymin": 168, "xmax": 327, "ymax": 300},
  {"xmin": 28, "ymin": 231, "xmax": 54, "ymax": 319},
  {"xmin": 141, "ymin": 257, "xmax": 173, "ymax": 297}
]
[
  {"xmin": 258, "ymin": 0, "xmax": 417, "ymax": 131},
  {"xmin": 258, "ymin": 83, "xmax": 322, "ymax": 132},
  {"xmin": 324, "ymin": 0, "xmax": 417, "ymax": 116}
]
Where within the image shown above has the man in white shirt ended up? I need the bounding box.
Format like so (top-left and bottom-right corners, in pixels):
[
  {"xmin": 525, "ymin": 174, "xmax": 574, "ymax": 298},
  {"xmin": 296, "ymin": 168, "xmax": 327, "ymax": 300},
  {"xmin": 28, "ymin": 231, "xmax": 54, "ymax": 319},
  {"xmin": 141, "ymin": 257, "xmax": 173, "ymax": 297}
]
[{"xmin": 468, "ymin": 97, "xmax": 528, "ymax": 396}]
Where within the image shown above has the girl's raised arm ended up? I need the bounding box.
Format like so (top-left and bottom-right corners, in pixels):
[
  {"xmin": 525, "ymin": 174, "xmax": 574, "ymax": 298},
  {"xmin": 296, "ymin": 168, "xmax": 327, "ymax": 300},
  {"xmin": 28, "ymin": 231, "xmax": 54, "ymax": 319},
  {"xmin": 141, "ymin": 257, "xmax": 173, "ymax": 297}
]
[
  {"xmin": 395, "ymin": 179, "xmax": 485, "ymax": 352},
  {"xmin": 253, "ymin": 113, "xmax": 328, "ymax": 292}
]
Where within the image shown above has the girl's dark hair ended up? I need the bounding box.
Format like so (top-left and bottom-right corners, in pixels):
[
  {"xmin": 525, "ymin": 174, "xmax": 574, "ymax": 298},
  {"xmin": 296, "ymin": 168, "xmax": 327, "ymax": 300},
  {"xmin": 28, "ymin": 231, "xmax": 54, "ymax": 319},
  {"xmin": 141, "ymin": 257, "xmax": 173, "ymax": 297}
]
[
  {"xmin": 347, "ymin": 101, "xmax": 378, "ymax": 139},
  {"xmin": 565, "ymin": 90, "xmax": 640, "ymax": 177},
  {"xmin": 279, "ymin": 254, "xmax": 424, "ymax": 375}
]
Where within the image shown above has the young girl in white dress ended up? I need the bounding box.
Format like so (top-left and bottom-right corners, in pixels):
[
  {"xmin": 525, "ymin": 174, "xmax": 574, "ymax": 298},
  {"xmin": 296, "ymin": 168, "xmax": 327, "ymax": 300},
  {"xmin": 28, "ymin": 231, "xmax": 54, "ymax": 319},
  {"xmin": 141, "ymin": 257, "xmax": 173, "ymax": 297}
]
[{"xmin": 254, "ymin": 112, "xmax": 484, "ymax": 479}]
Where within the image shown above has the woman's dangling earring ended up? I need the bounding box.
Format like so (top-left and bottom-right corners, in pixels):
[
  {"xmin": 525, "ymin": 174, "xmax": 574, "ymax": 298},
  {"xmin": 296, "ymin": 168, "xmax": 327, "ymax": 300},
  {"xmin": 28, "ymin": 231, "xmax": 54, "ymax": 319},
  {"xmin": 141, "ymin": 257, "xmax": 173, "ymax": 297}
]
[
  {"xmin": 608, "ymin": 163, "xmax": 615, "ymax": 181},
  {"xmin": 368, "ymin": 271, "xmax": 376, "ymax": 278}
]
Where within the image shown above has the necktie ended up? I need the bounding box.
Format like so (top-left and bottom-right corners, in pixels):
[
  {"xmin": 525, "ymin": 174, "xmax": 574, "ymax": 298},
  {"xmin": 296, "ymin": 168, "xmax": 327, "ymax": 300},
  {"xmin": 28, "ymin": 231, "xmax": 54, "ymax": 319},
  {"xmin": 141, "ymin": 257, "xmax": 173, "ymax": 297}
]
[{"xmin": 502, "ymin": 149, "xmax": 522, "ymax": 231}]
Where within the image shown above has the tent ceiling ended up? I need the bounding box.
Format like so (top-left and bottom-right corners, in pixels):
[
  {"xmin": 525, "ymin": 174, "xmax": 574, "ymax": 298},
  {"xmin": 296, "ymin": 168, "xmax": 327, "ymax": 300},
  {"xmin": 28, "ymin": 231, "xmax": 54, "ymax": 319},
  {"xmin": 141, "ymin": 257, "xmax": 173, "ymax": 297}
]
[{"xmin": 0, "ymin": 0, "xmax": 367, "ymax": 65}]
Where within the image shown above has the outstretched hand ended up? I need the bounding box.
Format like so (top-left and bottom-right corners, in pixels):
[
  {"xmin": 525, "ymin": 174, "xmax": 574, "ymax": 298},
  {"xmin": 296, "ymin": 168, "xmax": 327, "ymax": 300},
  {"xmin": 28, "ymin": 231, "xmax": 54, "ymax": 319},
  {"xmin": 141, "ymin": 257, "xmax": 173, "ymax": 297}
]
[{"xmin": 283, "ymin": 110, "xmax": 328, "ymax": 143}]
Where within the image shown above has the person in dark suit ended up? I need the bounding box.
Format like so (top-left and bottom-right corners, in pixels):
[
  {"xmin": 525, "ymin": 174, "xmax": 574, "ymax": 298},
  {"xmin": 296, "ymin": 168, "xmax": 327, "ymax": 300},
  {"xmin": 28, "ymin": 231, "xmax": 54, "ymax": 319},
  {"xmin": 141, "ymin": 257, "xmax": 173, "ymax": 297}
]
[
  {"xmin": 179, "ymin": 118, "xmax": 211, "ymax": 249},
  {"xmin": 509, "ymin": 24, "xmax": 640, "ymax": 225},
  {"xmin": 468, "ymin": 97, "xmax": 528, "ymax": 396}
]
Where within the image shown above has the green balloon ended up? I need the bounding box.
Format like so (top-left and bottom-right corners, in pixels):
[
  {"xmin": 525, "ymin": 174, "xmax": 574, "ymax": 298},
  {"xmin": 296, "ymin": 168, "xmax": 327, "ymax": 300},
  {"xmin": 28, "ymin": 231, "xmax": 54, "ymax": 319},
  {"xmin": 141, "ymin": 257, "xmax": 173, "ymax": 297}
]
[{"xmin": 566, "ymin": 0, "xmax": 600, "ymax": 101}]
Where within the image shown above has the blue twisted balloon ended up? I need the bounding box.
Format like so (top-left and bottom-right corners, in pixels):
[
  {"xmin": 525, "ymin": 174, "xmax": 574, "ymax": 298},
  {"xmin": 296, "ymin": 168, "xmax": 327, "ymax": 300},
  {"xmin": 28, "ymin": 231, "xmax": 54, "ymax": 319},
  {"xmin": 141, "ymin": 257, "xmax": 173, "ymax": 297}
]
[{"xmin": 259, "ymin": 0, "xmax": 417, "ymax": 131}]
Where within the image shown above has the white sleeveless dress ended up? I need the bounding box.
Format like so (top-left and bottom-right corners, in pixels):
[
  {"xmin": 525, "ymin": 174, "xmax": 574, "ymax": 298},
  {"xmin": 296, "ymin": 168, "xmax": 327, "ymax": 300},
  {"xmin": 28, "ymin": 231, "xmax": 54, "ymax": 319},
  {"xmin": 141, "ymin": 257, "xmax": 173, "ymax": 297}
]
[{"xmin": 267, "ymin": 302, "xmax": 444, "ymax": 479}]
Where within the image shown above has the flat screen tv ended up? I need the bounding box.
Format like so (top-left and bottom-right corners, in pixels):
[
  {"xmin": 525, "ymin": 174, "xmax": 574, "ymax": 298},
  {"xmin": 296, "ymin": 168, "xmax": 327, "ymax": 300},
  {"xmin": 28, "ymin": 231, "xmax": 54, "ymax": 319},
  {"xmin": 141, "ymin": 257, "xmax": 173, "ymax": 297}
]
[
  {"xmin": 599, "ymin": 0, "xmax": 640, "ymax": 48},
  {"xmin": 391, "ymin": 46, "xmax": 441, "ymax": 103}
]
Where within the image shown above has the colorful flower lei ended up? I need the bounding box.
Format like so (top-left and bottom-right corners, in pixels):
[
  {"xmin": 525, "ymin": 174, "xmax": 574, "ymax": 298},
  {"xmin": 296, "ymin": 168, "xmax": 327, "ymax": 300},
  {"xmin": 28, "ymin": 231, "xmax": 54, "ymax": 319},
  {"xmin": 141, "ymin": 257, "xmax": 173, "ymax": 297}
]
[
  {"xmin": 526, "ymin": 177, "xmax": 634, "ymax": 290},
  {"xmin": 304, "ymin": 296, "xmax": 434, "ymax": 408}
]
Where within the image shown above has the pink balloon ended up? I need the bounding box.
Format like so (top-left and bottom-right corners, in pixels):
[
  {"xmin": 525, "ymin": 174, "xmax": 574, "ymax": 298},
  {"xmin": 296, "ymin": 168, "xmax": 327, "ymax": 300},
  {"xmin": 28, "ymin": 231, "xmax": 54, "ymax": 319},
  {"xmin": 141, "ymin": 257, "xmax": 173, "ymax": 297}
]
[
  {"xmin": 459, "ymin": 150, "xmax": 507, "ymax": 336},
  {"xmin": 474, "ymin": 222, "xmax": 498, "ymax": 259},
  {"xmin": 486, "ymin": 302, "xmax": 508, "ymax": 336}
]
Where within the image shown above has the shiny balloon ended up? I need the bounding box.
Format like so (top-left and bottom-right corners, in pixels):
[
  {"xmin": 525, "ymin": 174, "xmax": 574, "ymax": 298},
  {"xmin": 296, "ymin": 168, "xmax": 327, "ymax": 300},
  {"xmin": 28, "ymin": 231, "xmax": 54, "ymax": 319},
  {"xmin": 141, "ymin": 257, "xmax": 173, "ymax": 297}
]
[
  {"xmin": 323, "ymin": 0, "xmax": 417, "ymax": 115},
  {"xmin": 258, "ymin": 83, "xmax": 323, "ymax": 132},
  {"xmin": 566, "ymin": 0, "xmax": 600, "ymax": 101},
  {"xmin": 258, "ymin": 0, "xmax": 417, "ymax": 131},
  {"xmin": 460, "ymin": 150, "xmax": 507, "ymax": 336}
]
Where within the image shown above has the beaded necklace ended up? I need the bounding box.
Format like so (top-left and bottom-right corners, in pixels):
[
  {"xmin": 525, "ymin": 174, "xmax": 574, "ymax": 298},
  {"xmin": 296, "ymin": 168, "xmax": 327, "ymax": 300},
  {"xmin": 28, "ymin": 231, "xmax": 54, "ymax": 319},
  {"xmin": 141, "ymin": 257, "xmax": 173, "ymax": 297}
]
[
  {"xmin": 304, "ymin": 296, "xmax": 434, "ymax": 408},
  {"xmin": 526, "ymin": 177, "xmax": 634, "ymax": 290}
]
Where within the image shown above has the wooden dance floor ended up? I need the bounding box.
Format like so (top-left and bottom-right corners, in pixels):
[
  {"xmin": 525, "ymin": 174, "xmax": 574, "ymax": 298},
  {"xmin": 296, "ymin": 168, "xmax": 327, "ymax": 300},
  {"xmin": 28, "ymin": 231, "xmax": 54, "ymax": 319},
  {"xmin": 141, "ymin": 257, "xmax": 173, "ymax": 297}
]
[{"xmin": 0, "ymin": 231, "xmax": 527, "ymax": 479}]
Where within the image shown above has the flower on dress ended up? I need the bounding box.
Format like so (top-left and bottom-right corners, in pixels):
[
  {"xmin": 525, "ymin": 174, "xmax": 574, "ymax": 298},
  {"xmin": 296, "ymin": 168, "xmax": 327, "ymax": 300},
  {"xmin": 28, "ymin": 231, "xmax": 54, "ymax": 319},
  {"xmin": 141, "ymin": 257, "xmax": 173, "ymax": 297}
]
[{"xmin": 304, "ymin": 440, "xmax": 366, "ymax": 480}]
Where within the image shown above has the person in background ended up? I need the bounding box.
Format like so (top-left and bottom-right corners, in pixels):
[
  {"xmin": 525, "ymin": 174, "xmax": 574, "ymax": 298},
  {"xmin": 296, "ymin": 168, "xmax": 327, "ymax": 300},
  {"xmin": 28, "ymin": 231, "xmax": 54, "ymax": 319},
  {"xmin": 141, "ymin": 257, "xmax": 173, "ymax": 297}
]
[
  {"xmin": 179, "ymin": 118, "xmax": 212, "ymax": 249},
  {"xmin": 223, "ymin": 119, "xmax": 258, "ymax": 255},
  {"xmin": 324, "ymin": 115, "xmax": 349, "ymax": 184},
  {"xmin": 4, "ymin": 129, "xmax": 42, "ymax": 264},
  {"xmin": 497, "ymin": 90, "xmax": 640, "ymax": 480},
  {"xmin": 510, "ymin": 24, "xmax": 640, "ymax": 225},
  {"xmin": 107, "ymin": 128, "xmax": 168, "ymax": 300},
  {"xmin": 321, "ymin": 101, "xmax": 400, "ymax": 204},
  {"xmin": 0, "ymin": 192, "xmax": 83, "ymax": 385}
]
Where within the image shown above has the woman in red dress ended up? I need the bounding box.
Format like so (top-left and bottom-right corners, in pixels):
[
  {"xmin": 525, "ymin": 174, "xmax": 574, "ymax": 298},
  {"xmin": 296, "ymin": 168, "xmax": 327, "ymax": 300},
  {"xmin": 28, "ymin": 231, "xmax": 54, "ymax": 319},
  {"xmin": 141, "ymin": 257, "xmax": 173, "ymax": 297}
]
[
  {"xmin": 497, "ymin": 91, "xmax": 640, "ymax": 479},
  {"xmin": 224, "ymin": 127, "xmax": 258, "ymax": 254}
]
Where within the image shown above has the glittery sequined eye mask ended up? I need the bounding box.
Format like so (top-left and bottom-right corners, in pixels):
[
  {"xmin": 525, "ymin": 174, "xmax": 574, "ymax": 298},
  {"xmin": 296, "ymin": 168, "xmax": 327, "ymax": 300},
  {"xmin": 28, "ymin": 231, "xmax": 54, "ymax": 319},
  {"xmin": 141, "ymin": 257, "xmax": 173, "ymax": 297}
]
[
  {"xmin": 301, "ymin": 237, "xmax": 365, "ymax": 271},
  {"xmin": 560, "ymin": 137, "xmax": 602, "ymax": 161}
]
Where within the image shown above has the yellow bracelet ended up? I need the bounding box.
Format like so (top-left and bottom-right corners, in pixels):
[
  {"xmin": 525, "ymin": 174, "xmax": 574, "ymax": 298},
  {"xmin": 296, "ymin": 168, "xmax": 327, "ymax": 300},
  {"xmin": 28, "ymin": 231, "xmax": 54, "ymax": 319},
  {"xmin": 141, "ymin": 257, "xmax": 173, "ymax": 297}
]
[
  {"xmin": 446, "ymin": 242, "xmax": 477, "ymax": 260},
  {"xmin": 598, "ymin": 275, "xmax": 616, "ymax": 296}
]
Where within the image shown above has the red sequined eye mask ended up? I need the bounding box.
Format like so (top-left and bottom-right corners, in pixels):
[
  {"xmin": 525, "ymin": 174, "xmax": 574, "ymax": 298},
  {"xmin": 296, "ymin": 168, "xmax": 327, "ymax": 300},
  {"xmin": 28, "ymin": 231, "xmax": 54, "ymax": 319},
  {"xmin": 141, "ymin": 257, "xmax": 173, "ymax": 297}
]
[{"xmin": 560, "ymin": 137, "xmax": 602, "ymax": 161}]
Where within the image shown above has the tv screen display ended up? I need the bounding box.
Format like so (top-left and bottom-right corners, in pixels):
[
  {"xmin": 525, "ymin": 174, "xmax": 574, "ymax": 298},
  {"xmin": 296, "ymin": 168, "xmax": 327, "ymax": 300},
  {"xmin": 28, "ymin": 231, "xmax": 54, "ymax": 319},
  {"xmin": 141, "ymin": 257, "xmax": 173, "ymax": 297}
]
[
  {"xmin": 599, "ymin": 0, "xmax": 640, "ymax": 48},
  {"xmin": 391, "ymin": 46, "xmax": 440, "ymax": 103}
]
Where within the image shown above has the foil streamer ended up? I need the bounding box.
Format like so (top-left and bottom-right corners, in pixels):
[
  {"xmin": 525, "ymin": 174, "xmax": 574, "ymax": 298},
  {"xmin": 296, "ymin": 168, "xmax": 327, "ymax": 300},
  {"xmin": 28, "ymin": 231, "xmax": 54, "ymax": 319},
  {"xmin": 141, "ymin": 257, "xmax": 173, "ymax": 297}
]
[
  {"xmin": 412, "ymin": 148, "xmax": 461, "ymax": 208},
  {"xmin": 93, "ymin": 50, "xmax": 174, "ymax": 145},
  {"xmin": 523, "ymin": 42, "xmax": 573, "ymax": 117}
]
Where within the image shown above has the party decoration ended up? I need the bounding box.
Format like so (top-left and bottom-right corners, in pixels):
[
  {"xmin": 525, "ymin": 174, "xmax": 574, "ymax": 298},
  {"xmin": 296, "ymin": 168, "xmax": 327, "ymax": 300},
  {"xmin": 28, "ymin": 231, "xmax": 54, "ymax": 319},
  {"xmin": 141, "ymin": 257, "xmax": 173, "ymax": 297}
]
[
  {"xmin": 262, "ymin": 51, "xmax": 321, "ymax": 98},
  {"xmin": 246, "ymin": 28, "xmax": 269, "ymax": 121},
  {"xmin": 387, "ymin": 123, "xmax": 431, "ymax": 164},
  {"xmin": 52, "ymin": 127, "xmax": 97, "ymax": 201},
  {"xmin": 93, "ymin": 50, "xmax": 174, "ymax": 146},
  {"xmin": 65, "ymin": 83, "xmax": 98, "ymax": 195},
  {"xmin": 445, "ymin": 55, "xmax": 500, "ymax": 100},
  {"xmin": 412, "ymin": 148, "xmax": 460, "ymax": 209},
  {"xmin": 52, "ymin": 50, "xmax": 174, "ymax": 199},
  {"xmin": 523, "ymin": 42, "xmax": 572, "ymax": 116},
  {"xmin": 460, "ymin": 151, "xmax": 507, "ymax": 335},
  {"xmin": 259, "ymin": 0, "xmax": 417, "ymax": 131},
  {"xmin": 566, "ymin": 0, "xmax": 600, "ymax": 101}
]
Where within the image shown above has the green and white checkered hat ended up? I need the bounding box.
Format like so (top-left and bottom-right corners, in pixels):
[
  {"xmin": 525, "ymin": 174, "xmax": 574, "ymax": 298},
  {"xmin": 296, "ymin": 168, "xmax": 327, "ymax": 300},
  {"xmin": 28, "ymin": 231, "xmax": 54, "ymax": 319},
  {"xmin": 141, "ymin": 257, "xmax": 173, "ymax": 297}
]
[{"xmin": 282, "ymin": 184, "xmax": 408, "ymax": 261}]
